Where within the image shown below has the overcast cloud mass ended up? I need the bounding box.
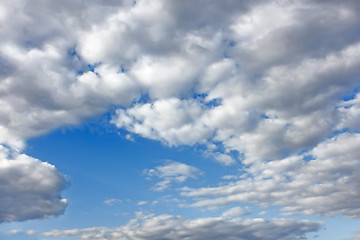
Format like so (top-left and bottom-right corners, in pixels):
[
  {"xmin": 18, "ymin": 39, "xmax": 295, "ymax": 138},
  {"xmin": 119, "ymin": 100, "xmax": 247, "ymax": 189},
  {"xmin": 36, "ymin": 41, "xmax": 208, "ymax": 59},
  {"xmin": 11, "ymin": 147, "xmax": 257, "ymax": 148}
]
[{"xmin": 0, "ymin": 0, "xmax": 360, "ymax": 239}]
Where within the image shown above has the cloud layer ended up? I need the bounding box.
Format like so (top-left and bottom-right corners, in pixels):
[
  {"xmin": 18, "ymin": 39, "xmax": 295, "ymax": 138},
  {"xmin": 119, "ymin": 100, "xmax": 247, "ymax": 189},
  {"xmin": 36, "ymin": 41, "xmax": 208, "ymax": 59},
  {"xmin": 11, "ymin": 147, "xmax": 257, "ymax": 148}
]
[
  {"xmin": 41, "ymin": 213, "xmax": 321, "ymax": 240},
  {"xmin": 1, "ymin": 0, "xmax": 359, "ymax": 152}
]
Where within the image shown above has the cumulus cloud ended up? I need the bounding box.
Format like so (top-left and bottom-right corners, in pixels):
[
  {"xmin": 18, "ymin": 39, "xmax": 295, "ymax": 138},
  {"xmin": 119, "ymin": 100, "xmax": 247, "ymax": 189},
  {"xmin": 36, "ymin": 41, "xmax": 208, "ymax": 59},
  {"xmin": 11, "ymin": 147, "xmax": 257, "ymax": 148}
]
[
  {"xmin": 112, "ymin": 40, "xmax": 360, "ymax": 164},
  {"xmin": 40, "ymin": 212, "xmax": 321, "ymax": 240},
  {"xmin": 181, "ymin": 133, "xmax": 360, "ymax": 218},
  {"xmin": 0, "ymin": 145, "xmax": 67, "ymax": 223},
  {"xmin": 0, "ymin": 0, "xmax": 359, "ymax": 161},
  {"xmin": 144, "ymin": 160, "xmax": 202, "ymax": 191},
  {"xmin": 112, "ymin": 98, "xmax": 212, "ymax": 147},
  {"xmin": 102, "ymin": 0, "xmax": 360, "ymax": 220},
  {"xmin": 0, "ymin": 0, "xmax": 141, "ymax": 150}
]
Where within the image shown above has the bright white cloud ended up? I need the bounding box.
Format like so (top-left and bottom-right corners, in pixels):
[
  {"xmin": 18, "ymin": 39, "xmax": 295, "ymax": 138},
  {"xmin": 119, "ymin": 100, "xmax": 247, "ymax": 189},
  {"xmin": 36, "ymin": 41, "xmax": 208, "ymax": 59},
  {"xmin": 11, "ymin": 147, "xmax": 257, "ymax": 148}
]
[
  {"xmin": 144, "ymin": 160, "xmax": 202, "ymax": 191},
  {"xmin": 112, "ymin": 98, "xmax": 212, "ymax": 147},
  {"xmin": 40, "ymin": 212, "xmax": 321, "ymax": 240},
  {"xmin": 0, "ymin": 145, "xmax": 67, "ymax": 223}
]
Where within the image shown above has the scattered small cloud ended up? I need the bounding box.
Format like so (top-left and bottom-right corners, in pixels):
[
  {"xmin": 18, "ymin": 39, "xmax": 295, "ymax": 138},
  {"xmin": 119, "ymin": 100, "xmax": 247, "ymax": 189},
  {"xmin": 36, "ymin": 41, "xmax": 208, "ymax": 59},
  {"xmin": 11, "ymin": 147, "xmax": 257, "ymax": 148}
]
[
  {"xmin": 221, "ymin": 175, "xmax": 239, "ymax": 180},
  {"xmin": 104, "ymin": 198, "xmax": 122, "ymax": 206},
  {"xmin": 8, "ymin": 229, "xmax": 22, "ymax": 235},
  {"xmin": 136, "ymin": 201, "xmax": 148, "ymax": 206},
  {"xmin": 26, "ymin": 230, "xmax": 37, "ymax": 235},
  {"xmin": 258, "ymin": 211, "xmax": 267, "ymax": 216},
  {"xmin": 143, "ymin": 160, "xmax": 202, "ymax": 191}
]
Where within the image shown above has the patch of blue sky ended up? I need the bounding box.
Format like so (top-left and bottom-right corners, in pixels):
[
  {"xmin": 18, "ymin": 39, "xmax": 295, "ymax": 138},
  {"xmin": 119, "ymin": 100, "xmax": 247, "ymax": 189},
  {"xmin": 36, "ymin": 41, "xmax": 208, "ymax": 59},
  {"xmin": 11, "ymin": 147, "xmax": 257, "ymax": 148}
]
[
  {"xmin": 87, "ymin": 62, "xmax": 100, "ymax": 72},
  {"xmin": 341, "ymin": 86, "xmax": 360, "ymax": 101},
  {"xmin": 190, "ymin": 92, "xmax": 223, "ymax": 108},
  {"xmin": 204, "ymin": 98, "xmax": 222, "ymax": 108},
  {"xmin": 285, "ymin": 214, "xmax": 360, "ymax": 240},
  {"xmin": 132, "ymin": 93, "xmax": 151, "ymax": 105},
  {"xmin": 302, "ymin": 154, "xmax": 315, "ymax": 162},
  {"xmin": 20, "ymin": 115, "xmax": 229, "ymax": 229},
  {"xmin": 222, "ymin": 39, "xmax": 236, "ymax": 58},
  {"xmin": 118, "ymin": 64, "xmax": 126, "ymax": 73},
  {"xmin": 66, "ymin": 46, "xmax": 90, "ymax": 76}
]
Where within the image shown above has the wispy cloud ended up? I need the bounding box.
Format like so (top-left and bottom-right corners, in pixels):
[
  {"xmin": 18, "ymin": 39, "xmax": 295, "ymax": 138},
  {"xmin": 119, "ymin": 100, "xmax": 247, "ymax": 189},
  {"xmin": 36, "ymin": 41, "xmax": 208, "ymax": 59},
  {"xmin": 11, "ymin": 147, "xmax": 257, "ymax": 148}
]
[
  {"xmin": 104, "ymin": 198, "xmax": 122, "ymax": 206},
  {"xmin": 143, "ymin": 160, "xmax": 202, "ymax": 191},
  {"xmin": 136, "ymin": 201, "xmax": 148, "ymax": 206}
]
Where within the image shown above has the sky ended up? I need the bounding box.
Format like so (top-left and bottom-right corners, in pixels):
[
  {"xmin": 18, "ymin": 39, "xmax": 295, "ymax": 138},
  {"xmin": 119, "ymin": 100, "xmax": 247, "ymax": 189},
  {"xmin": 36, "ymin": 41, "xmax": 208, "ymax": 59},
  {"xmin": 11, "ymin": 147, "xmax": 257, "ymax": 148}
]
[{"xmin": 0, "ymin": 0, "xmax": 360, "ymax": 239}]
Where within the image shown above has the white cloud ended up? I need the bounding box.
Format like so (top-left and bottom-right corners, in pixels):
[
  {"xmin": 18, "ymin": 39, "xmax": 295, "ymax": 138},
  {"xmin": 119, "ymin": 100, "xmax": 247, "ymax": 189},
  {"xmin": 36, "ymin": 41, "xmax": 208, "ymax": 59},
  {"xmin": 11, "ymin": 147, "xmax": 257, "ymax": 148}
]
[
  {"xmin": 104, "ymin": 198, "xmax": 122, "ymax": 206},
  {"xmin": 144, "ymin": 160, "xmax": 202, "ymax": 191},
  {"xmin": 181, "ymin": 133, "xmax": 360, "ymax": 218},
  {"xmin": 111, "ymin": 98, "xmax": 212, "ymax": 147},
  {"xmin": 40, "ymin": 212, "xmax": 321, "ymax": 240},
  {"xmin": 7, "ymin": 229, "xmax": 22, "ymax": 234},
  {"xmin": 222, "ymin": 175, "xmax": 240, "ymax": 181},
  {"xmin": 137, "ymin": 201, "xmax": 148, "ymax": 206},
  {"xmin": 221, "ymin": 207, "xmax": 251, "ymax": 217},
  {"xmin": 0, "ymin": 145, "xmax": 67, "ymax": 223},
  {"xmin": 206, "ymin": 152, "xmax": 237, "ymax": 166},
  {"xmin": 0, "ymin": 0, "xmax": 359, "ymax": 162},
  {"xmin": 112, "ymin": 39, "xmax": 360, "ymax": 165},
  {"xmin": 0, "ymin": 0, "xmax": 143, "ymax": 150},
  {"xmin": 26, "ymin": 230, "xmax": 37, "ymax": 235},
  {"xmin": 337, "ymin": 93, "xmax": 360, "ymax": 130}
]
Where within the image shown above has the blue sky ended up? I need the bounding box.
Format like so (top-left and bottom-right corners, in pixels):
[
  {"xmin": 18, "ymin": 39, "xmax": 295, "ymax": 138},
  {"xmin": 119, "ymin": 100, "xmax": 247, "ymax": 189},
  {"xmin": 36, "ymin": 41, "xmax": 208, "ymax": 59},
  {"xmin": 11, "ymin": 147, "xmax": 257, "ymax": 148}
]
[{"xmin": 1, "ymin": 0, "xmax": 360, "ymax": 239}]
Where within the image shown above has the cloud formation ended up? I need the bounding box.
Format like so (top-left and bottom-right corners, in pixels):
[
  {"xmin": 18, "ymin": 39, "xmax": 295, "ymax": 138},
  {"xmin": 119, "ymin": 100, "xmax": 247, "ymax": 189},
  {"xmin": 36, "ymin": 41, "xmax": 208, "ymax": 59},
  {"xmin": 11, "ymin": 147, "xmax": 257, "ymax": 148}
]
[
  {"xmin": 1, "ymin": 0, "xmax": 360, "ymax": 230},
  {"xmin": 0, "ymin": 145, "xmax": 67, "ymax": 223},
  {"xmin": 1, "ymin": 0, "xmax": 359, "ymax": 159},
  {"xmin": 104, "ymin": 198, "xmax": 122, "ymax": 206},
  {"xmin": 221, "ymin": 207, "xmax": 251, "ymax": 218},
  {"xmin": 144, "ymin": 160, "xmax": 202, "ymax": 191},
  {"xmin": 181, "ymin": 133, "xmax": 360, "ymax": 218},
  {"xmin": 41, "ymin": 212, "xmax": 321, "ymax": 240},
  {"xmin": 0, "ymin": 0, "xmax": 358, "ymax": 152}
]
